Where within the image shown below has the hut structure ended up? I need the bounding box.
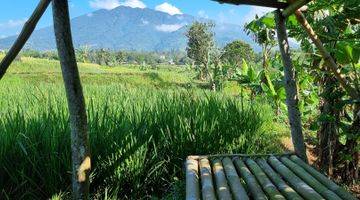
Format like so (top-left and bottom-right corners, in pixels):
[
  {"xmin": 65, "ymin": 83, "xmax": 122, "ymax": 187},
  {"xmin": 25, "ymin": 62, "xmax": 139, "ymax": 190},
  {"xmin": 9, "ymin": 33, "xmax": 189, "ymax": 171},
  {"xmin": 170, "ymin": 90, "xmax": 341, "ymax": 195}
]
[{"xmin": 0, "ymin": 0, "xmax": 357, "ymax": 199}]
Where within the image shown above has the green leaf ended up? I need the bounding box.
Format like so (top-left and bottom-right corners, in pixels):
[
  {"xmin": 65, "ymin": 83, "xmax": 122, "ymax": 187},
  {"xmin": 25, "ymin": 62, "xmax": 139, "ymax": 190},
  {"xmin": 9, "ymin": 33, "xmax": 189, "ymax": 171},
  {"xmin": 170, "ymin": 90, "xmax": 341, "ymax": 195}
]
[
  {"xmin": 339, "ymin": 134, "xmax": 347, "ymax": 145},
  {"xmin": 242, "ymin": 59, "xmax": 249, "ymax": 75}
]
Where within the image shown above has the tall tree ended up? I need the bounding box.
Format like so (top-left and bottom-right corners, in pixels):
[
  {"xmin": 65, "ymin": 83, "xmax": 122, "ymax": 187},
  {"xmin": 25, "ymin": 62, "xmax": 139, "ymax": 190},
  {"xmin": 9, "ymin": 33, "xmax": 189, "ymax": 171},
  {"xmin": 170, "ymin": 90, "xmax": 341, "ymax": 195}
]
[
  {"xmin": 221, "ymin": 40, "xmax": 255, "ymax": 68},
  {"xmin": 186, "ymin": 21, "xmax": 215, "ymax": 80}
]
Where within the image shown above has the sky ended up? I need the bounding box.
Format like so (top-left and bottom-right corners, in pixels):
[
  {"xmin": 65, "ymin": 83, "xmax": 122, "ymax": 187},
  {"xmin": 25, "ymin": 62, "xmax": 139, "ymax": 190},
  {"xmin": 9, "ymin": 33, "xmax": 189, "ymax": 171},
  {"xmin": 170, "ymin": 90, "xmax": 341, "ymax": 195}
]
[{"xmin": 0, "ymin": 0, "xmax": 274, "ymax": 38}]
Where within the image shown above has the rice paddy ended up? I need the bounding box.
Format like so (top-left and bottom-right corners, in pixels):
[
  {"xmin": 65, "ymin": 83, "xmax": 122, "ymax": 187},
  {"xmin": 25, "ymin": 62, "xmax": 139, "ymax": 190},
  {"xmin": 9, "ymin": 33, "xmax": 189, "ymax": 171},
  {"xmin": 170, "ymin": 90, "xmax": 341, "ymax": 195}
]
[{"xmin": 0, "ymin": 56, "xmax": 284, "ymax": 199}]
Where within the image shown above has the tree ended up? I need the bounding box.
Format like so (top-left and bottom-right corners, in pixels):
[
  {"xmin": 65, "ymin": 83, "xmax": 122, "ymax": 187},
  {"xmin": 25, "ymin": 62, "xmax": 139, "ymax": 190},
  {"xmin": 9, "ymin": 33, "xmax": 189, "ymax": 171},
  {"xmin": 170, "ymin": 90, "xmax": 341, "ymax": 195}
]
[
  {"xmin": 186, "ymin": 21, "xmax": 215, "ymax": 80},
  {"xmin": 245, "ymin": 13, "xmax": 276, "ymax": 70},
  {"xmin": 221, "ymin": 40, "xmax": 255, "ymax": 68},
  {"xmin": 287, "ymin": 0, "xmax": 360, "ymax": 182}
]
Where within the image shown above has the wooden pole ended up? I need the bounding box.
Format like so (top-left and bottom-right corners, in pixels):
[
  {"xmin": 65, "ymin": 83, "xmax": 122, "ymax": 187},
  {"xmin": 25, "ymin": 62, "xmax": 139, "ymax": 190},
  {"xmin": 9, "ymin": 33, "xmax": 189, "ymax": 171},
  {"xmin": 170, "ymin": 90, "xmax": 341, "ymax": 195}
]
[
  {"xmin": 294, "ymin": 10, "xmax": 359, "ymax": 100},
  {"xmin": 282, "ymin": 0, "xmax": 310, "ymax": 17},
  {"xmin": 52, "ymin": 0, "xmax": 91, "ymax": 199},
  {"xmin": 275, "ymin": 10, "xmax": 308, "ymax": 162},
  {"xmin": 0, "ymin": 0, "xmax": 51, "ymax": 80}
]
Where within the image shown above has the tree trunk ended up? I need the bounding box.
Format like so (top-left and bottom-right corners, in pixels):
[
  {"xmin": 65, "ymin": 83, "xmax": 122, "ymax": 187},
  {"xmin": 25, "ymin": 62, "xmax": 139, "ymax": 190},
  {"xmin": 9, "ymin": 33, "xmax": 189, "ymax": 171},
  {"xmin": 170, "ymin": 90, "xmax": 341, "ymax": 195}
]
[
  {"xmin": 52, "ymin": 0, "xmax": 91, "ymax": 199},
  {"xmin": 275, "ymin": 10, "xmax": 308, "ymax": 162},
  {"xmin": 317, "ymin": 76, "xmax": 340, "ymax": 176}
]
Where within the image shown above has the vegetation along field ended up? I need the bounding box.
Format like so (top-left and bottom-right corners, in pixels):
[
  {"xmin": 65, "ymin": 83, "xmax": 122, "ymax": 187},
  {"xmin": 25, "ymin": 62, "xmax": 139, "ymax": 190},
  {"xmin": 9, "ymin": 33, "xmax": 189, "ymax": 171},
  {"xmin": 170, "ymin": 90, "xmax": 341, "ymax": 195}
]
[
  {"xmin": 0, "ymin": 55, "xmax": 284, "ymax": 199},
  {"xmin": 0, "ymin": 0, "xmax": 359, "ymax": 199}
]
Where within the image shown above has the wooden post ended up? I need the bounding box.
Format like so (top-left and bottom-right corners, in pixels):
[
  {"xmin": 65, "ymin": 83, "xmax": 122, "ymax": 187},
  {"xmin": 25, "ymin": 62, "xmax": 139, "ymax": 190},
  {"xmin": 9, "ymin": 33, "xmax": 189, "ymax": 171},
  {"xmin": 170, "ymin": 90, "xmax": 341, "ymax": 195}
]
[
  {"xmin": 0, "ymin": 0, "xmax": 51, "ymax": 80},
  {"xmin": 52, "ymin": 0, "xmax": 91, "ymax": 199},
  {"xmin": 275, "ymin": 10, "xmax": 308, "ymax": 162}
]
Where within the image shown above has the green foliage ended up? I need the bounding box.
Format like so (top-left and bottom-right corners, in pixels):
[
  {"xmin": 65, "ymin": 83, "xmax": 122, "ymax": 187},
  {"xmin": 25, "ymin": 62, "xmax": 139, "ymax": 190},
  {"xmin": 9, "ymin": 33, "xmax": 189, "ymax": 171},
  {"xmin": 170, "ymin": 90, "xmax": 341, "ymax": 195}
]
[
  {"xmin": 0, "ymin": 56, "xmax": 282, "ymax": 199},
  {"xmin": 221, "ymin": 40, "xmax": 255, "ymax": 68},
  {"xmin": 186, "ymin": 21, "xmax": 215, "ymax": 80}
]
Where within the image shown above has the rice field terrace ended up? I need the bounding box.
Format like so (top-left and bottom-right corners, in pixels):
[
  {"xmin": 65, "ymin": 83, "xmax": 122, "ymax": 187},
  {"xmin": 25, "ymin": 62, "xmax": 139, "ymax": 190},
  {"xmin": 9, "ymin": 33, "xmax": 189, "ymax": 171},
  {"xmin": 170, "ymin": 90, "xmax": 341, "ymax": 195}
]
[{"xmin": 0, "ymin": 56, "xmax": 284, "ymax": 199}]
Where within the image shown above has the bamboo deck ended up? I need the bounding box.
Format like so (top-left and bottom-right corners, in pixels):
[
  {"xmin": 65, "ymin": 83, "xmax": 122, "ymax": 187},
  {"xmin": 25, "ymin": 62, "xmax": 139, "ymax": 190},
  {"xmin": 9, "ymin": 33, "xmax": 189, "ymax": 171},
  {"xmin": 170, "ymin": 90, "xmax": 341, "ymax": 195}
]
[{"xmin": 186, "ymin": 153, "xmax": 356, "ymax": 200}]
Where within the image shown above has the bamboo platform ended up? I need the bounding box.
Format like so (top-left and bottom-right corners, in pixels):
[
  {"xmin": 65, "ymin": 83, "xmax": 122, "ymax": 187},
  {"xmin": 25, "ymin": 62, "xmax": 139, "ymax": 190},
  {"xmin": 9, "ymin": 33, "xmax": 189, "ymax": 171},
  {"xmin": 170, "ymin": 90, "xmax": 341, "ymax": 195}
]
[{"xmin": 186, "ymin": 153, "xmax": 356, "ymax": 200}]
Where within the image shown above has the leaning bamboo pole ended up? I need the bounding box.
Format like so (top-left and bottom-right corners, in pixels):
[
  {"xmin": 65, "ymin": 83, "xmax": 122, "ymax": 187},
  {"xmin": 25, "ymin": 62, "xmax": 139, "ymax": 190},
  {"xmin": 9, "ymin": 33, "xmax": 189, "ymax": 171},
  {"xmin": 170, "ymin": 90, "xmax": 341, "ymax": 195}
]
[
  {"xmin": 212, "ymin": 158, "xmax": 232, "ymax": 199},
  {"xmin": 199, "ymin": 158, "xmax": 216, "ymax": 200},
  {"xmin": 256, "ymin": 158, "xmax": 303, "ymax": 200},
  {"xmin": 233, "ymin": 157, "xmax": 267, "ymax": 200},
  {"xmin": 282, "ymin": 0, "xmax": 309, "ymax": 17},
  {"xmin": 245, "ymin": 158, "xmax": 286, "ymax": 200},
  {"xmin": 268, "ymin": 156, "xmax": 324, "ymax": 200},
  {"xmin": 275, "ymin": 9, "xmax": 308, "ymax": 162},
  {"xmin": 293, "ymin": 10, "xmax": 359, "ymax": 100},
  {"xmin": 0, "ymin": 0, "xmax": 52, "ymax": 80},
  {"xmin": 52, "ymin": 0, "xmax": 91, "ymax": 199},
  {"xmin": 186, "ymin": 158, "xmax": 200, "ymax": 200},
  {"xmin": 280, "ymin": 157, "xmax": 342, "ymax": 200},
  {"xmin": 222, "ymin": 157, "xmax": 249, "ymax": 200},
  {"xmin": 290, "ymin": 155, "xmax": 357, "ymax": 200}
]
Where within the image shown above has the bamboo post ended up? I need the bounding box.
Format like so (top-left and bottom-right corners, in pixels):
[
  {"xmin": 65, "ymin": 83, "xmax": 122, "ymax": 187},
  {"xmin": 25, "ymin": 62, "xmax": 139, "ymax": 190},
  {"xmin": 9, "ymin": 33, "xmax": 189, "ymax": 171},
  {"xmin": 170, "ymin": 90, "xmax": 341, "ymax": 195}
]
[
  {"xmin": 293, "ymin": 10, "xmax": 359, "ymax": 100},
  {"xmin": 275, "ymin": 10, "xmax": 308, "ymax": 162},
  {"xmin": 52, "ymin": 0, "xmax": 91, "ymax": 199},
  {"xmin": 282, "ymin": 0, "xmax": 309, "ymax": 17},
  {"xmin": 0, "ymin": 0, "xmax": 51, "ymax": 80}
]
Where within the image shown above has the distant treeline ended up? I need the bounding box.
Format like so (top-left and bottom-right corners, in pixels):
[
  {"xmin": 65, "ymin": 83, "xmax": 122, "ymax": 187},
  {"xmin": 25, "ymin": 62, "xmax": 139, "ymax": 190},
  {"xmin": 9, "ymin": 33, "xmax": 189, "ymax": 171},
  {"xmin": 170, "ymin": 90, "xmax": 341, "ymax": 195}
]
[{"xmin": 17, "ymin": 48, "xmax": 191, "ymax": 66}]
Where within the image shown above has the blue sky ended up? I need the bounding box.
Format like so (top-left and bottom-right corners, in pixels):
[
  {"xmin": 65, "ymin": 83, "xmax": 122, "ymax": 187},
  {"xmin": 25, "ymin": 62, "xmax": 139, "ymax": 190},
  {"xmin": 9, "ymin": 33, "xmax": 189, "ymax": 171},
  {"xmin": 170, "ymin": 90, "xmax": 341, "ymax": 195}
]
[{"xmin": 0, "ymin": 0, "xmax": 273, "ymax": 38}]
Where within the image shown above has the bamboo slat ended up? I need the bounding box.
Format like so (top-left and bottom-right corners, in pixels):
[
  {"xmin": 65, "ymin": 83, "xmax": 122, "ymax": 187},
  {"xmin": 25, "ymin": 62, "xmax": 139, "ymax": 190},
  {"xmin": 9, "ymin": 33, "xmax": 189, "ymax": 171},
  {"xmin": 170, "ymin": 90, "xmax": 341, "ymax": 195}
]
[
  {"xmin": 245, "ymin": 158, "xmax": 286, "ymax": 200},
  {"xmin": 186, "ymin": 158, "xmax": 200, "ymax": 200},
  {"xmin": 234, "ymin": 157, "xmax": 268, "ymax": 200},
  {"xmin": 212, "ymin": 158, "xmax": 232, "ymax": 199},
  {"xmin": 290, "ymin": 155, "xmax": 357, "ymax": 200},
  {"xmin": 280, "ymin": 157, "xmax": 342, "ymax": 200},
  {"xmin": 268, "ymin": 156, "xmax": 324, "ymax": 200},
  {"xmin": 222, "ymin": 157, "xmax": 249, "ymax": 200},
  {"xmin": 199, "ymin": 158, "xmax": 216, "ymax": 200},
  {"xmin": 256, "ymin": 158, "xmax": 303, "ymax": 200}
]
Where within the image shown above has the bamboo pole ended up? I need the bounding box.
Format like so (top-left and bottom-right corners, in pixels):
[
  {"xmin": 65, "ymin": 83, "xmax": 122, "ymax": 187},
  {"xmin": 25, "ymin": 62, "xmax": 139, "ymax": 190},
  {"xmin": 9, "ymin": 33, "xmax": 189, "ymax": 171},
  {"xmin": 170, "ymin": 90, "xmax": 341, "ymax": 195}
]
[
  {"xmin": 246, "ymin": 158, "xmax": 286, "ymax": 200},
  {"xmin": 268, "ymin": 156, "xmax": 324, "ymax": 200},
  {"xmin": 199, "ymin": 158, "xmax": 216, "ymax": 200},
  {"xmin": 290, "ymin": 155, "xmax": 357, "ymax": 200},
  {"xmin": 0, "ymin": 0, "xmax": 51, "ymax": 80},
  {"xmin": 212, "ymin": 158, "xmax": 232, "ymax": 199},
  {"xmin": 280, "ymin": 157, "xmax": 342, "ymax": 200},
  {"xmin": 222, "ymin": 157, "xmax": 249, "ymax": 200},
  {"xmin": 233, "ymin": 157, "xmax": 267, "ymax": 200},
  {"xmin": 293, "ymin": 10, "xmax": 359, "ymax": 100},
  {"xmin": 256, "ymin": 158, "xmax": 303, "ymax": 200},
  {"xmin": 282, "ymin": 0, "xmax": 310, "ymax": 17},
  {"xmin": 52, "ymin": 1, "xmax": 91, "ymax": 199},
  {"xmin": 275, "ymin": 9, "xmax": 308, "ymax": 162},
  {"xmin": 186, "ymin": 158, "xmax": 200, "ymax": 200}
]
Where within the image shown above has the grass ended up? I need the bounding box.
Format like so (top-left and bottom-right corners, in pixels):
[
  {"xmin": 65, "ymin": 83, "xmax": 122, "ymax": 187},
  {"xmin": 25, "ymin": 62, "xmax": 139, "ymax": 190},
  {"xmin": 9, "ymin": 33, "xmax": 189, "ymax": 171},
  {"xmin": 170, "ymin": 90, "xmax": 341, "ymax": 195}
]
[{"xmin": 0, "ymin": 56, "xmax": 283, "ymax": 199}]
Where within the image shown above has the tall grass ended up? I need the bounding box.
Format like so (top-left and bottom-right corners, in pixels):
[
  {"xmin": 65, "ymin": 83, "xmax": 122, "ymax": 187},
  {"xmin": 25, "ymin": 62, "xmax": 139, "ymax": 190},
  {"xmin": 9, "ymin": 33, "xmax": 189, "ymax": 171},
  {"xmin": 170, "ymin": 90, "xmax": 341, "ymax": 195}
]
[{"xmin": 0, "ymin": 57, "xmax": 283, "ymax": 199}]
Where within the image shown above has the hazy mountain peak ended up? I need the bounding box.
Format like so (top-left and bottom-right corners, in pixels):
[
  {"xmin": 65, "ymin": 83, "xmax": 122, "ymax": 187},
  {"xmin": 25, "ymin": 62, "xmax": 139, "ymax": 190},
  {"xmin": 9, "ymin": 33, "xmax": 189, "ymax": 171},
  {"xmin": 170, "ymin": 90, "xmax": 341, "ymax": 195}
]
[{"xmin": 0, "ymin": 6, "xmax": 256, "ymax": 52}]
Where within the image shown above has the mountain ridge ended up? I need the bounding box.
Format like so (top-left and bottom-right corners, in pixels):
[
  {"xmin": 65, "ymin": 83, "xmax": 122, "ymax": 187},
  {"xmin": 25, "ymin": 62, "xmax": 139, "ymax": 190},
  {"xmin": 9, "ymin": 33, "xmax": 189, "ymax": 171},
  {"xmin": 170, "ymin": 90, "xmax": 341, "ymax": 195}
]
[{"xmin": 0, "ymin": 6, "xmax": 258, "ymax": 52}]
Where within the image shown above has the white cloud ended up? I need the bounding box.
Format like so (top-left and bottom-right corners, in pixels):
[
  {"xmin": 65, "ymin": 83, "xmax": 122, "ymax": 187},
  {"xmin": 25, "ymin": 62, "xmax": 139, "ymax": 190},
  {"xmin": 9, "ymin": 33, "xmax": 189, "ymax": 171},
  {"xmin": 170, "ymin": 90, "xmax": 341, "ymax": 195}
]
[
  {"xmin": 198, "ymin": 10, "xmax": 208, "ymax": 19},
  {"xmin": 155, "ymin": 24, "xmax": 184, "ymax": 32},
  {"xmin": 89, "ymin": 0, "xmax": 120, "ymax": 10},
  {"xmin": 0, "ymin": 19, "xmax": 27, "ymax": 28},
  {"xmin": 89, "ymin": 0, "xmax": 146, "ymax": 10},
  {"xmin": 87, "ymin": 13, "xmax": 94, "ymax": 17},
  {"xmin": 155, "ymin": 3, "xmax": 182, "ymax": 15},
  {"xmin": 119, "ymin": 0, "xmax": 146, "ymax": 9},
  {"xmin": 242, "ymin": 6, "xmax": 275, "ymax": 25}
]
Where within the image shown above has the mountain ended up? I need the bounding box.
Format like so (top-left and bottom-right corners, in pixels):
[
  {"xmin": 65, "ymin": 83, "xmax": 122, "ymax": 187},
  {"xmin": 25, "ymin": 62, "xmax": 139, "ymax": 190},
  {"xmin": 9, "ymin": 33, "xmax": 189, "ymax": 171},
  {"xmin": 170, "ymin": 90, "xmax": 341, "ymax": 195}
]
[{"xmin": 0, "ymin": 6, "xmax": 257, "ymax": 52}]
